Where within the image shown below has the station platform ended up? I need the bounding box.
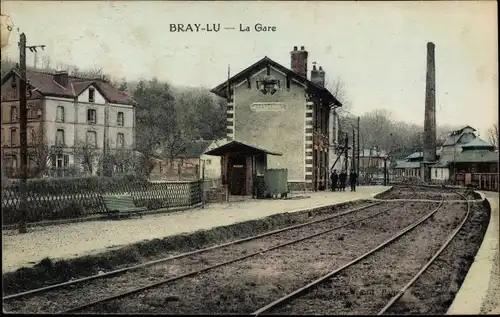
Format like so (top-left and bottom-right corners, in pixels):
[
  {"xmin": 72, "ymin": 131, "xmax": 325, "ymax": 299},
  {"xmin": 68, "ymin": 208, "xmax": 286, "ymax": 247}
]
[
  {"xmin": 447, "ymin": 191, "xmax": 499, "ymax": 315},
  {"xmin": 2, "ymin": 186, "xmax": 390, "ymax": 273}
]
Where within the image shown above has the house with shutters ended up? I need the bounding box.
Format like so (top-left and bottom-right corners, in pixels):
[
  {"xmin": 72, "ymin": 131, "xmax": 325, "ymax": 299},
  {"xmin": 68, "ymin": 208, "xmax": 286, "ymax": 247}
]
[{"xmin": 1, "ymin": 68, "xmax": 136, "ymax": 178}]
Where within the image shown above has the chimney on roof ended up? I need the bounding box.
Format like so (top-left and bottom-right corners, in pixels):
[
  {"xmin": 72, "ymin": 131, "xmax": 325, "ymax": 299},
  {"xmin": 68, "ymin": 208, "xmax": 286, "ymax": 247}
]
[
  {"xmin": 290, "ymin": 45, "xmax": 308, "ymax": 78},
  {"xmin": 311, "ymin": 64, "xmax": 326, "ymax": 88},
  {"xmin": 54, "ymin": 71, "xmax": 69, "ymax": 87}
]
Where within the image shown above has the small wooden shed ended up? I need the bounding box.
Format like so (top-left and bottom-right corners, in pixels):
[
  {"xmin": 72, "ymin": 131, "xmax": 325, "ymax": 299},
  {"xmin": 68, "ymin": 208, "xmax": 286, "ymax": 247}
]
[{"xmin": 204, "ymin": 140, "xmax": 282, "ymax": 196}]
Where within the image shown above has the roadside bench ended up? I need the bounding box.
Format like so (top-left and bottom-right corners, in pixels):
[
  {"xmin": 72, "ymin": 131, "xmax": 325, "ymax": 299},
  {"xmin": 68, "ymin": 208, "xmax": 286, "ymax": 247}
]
[{"xmin": 101, "ymin": 194, "xmax": 147, "ymax": 219}]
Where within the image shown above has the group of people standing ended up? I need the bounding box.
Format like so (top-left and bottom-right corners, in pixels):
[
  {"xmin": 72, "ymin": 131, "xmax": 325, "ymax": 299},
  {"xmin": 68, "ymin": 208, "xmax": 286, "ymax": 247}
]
[{"xmin": 330, "ymin": 169, "xmax": 358, "ymax": 192}]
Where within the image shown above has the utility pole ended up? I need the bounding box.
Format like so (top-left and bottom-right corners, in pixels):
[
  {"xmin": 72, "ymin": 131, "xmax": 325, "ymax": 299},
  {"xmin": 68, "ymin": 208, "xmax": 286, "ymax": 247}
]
[
  {"xmin": 352, "ymin": 128, "xmax": 356, "ymax": 173},
  {"xmin": 18, "ymin": 33, "xmax": 46, "ymax": 234},
  {"xmin": 103, "ymin": 105, "xmax": 108, "ymax": 175},
  {"xmin": 384, "ymin": 157, "xmax": 388, "ymax": 186},
  {"xmin": 18, "ymin": 33, "xmax": 28, "ymax": 234},
  {"xmin": 357, "ymin": 116, "xmax": 360, "ymax": 177},
  {"xmin": 344, "ymin": 132, "xmax": 349, "ymax": 173}
]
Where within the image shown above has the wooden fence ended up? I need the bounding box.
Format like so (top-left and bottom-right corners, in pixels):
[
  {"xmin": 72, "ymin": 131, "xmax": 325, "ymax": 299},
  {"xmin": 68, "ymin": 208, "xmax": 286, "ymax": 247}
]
[{"xmin": 1, "ymin": 176, "xmax": 202, "ymax": 226}]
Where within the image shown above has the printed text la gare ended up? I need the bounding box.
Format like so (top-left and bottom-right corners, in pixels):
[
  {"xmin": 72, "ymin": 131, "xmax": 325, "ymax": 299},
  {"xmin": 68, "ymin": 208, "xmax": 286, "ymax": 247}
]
[{"xmin": 170, "ymin": 23, "xmax": 277, "ymax": 32}]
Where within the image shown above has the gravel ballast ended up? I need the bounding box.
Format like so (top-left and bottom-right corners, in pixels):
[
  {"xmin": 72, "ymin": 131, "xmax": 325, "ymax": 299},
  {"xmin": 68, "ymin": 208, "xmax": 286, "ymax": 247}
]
[
  {"xmin": 3, "ymin": 201, "xmax": 411, "ymax": 313},
  {"xmin": 3, "ymin": 187, "xmax": 491, "ymax": 315},
  {"xmin": 81, "ymin": 201, "xmax": 437, "ymax": 314},
  {"xmin": 270, "ymin": 202, "xmax": 471, "ymax": 314},
  {"xmin": 2, "ymin": 199, "xmax": 369, "ymax": 296}
]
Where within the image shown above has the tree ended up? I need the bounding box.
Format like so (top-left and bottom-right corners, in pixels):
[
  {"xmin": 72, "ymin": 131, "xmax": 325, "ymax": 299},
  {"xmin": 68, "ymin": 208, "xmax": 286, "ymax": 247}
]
[
  {"xmin": 325, "ymin": 76, "xmax": 349, "ymax": 111},
  {"xmin": 73, "ymin": 141, "xmax": 101, "ymax": 176},
  {"xmin": 133, "ymin": 79, "xmax": 227, "ymax": 178},
  {"xmin": 133, "ymin": 79, "xmax": 178, "ymax": 175},
  {"xmin": 27, "ymin": 128, "xmax": 63, "ymax": 178},
  {"xmin": 118, "ymin": 77, "xmax": 128, "ymax": 92},
  {"xmin": 487, "ymin": 123, "xmax": 499, "ymax": 149}
]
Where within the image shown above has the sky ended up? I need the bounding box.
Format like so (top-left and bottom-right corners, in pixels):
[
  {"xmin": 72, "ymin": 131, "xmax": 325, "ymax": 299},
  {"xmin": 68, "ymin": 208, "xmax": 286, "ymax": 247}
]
[{"xmin": 1, "ymin": 1, "xmax": 498, "ymax": 136}]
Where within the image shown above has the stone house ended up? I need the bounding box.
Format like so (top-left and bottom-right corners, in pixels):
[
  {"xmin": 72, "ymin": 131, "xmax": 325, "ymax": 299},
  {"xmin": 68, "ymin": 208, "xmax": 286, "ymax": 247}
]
[
  {"xmin": 1, "ymin": 69, "xmax": 136, "ymax": 178},
  {"xmin": 210, "ymin": 46, "xmax": 342, "ymax": 191}
]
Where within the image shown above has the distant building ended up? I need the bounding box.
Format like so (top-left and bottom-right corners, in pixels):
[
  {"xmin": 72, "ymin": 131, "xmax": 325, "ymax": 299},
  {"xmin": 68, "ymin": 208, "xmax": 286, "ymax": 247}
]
[
  {"xmin": 393, "ymin": 126, "xmax": 499, "ymax": 185},
  {"xmin": 393, "ymin": 151, "xmax": 428, "ymax": 179},
  {"xmin": 149, "ymin": 139, "xmax": 226, "ymax": 181},
  {"xmin": 1, "ymin": 69, "xmax": 136, "ymax": 178},
  {"xmin": 211, "ymin": 46, "xmax": 342, "ymax": 193},
  {"xmin": 432, "ymin": 135, "xmax": 498, "ymax": 184},
  {"xmin": 359, "ymin": 148, "xmax": 387, "ymax": 171}
]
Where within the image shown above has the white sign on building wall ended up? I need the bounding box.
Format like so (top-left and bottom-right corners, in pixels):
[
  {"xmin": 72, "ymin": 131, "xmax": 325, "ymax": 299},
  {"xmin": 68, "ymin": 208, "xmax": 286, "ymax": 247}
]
[{"xmin": 250, "ymin": 102, "xmax": 287, "ymax": 112}]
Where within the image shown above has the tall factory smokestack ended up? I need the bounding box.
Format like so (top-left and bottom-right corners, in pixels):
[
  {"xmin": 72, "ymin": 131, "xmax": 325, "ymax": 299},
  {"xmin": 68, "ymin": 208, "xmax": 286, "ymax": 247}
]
[{"xmin": 423, "ymin": 42, "xmax": 437, "ymax": 172}]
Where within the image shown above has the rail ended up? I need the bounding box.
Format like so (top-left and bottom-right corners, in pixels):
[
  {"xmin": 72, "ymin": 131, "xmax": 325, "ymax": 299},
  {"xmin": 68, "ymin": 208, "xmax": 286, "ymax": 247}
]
[{"xmin": 251, "ymin": 194, "xmax": 445, "ymax": 315}]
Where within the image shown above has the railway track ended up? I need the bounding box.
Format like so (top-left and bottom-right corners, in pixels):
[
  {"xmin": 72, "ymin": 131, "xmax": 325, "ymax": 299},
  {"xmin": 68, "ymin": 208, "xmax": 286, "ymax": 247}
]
[
  {"xmin": 251, "ymin": 191, "xmax": 472, "ymax": 315},
  {"xmin": 8, "ymin": 186, "xmax": 475, "ymax": 314},
  {"xmin": 3, "ymin": 187, "xmax": 416, "ymax": 313},
  {"xmin": 3, "ymin": 201, "xmax": 382, "ymax": 301}
]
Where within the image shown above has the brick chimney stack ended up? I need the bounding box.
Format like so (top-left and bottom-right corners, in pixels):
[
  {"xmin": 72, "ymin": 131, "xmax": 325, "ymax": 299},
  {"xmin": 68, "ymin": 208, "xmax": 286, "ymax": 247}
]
[
  {"xmin": 311, "ymin": 63, "xmax": 326, "ymax": 87},
  {"xmin": 290, "ymin": 46, "xmax": 308, "ymax": 78},
  {"xmin": 54, "ymin": 71, "xmax": 69, "ymax": 87},
  {"xmin": 423, "ymin": 42, "xmax": 437, "ymax": 166}
]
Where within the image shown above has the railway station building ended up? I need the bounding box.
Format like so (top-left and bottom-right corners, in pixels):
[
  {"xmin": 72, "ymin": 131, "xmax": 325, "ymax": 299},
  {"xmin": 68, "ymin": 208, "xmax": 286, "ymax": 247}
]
[{"xmin": 210, "ymin": 46, "xmax": 342, "ymax": 192}]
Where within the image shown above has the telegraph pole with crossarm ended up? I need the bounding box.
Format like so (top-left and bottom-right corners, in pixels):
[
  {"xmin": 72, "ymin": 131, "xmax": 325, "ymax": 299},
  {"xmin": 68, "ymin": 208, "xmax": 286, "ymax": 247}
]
[{"xmin": 18, "ymin": 33, "xmax": 45, "ymax": 234}]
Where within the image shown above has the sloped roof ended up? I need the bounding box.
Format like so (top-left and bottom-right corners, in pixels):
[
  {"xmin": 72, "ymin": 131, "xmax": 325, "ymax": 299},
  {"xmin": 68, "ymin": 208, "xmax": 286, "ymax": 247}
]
[
  {"xmin": 442, "ymin": 130, "xmax": 476, "ymax": 147},
  {"xmin": 394, "ymin": 161, "xmax": 421, "ymax": 169},
  {"xmin": 1, "ymin": 68, "xmax": 136, "ymax": 105},
  {"xmin": 204, "ymin": 140, "xmax": 282, "ymax": 157},
  {"xmin": 461, "ymin": 138, "xmax": 495, "ymax": 150},
  {"xmin": 210, "ymin": 56, "xmax": 341, "ymax": 107},
  {"xmin": 406, "ymin": 152, "xmax": 424, "ymax": 159},
  {"xmin": 457, "ymin": 125, "xmax": 477, "ymax": 133},
  {"xmin": 433, "ymin": 149, "xmax": 498, "ymax": 166},
  {"xmin": 454, "ymin": 150, "xmax": 498, "ymax": 163}
]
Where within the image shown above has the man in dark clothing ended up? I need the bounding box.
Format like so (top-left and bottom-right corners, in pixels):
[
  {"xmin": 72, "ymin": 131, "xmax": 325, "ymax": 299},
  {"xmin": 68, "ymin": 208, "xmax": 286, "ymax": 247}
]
[
  {"xmin": 330, "ymin": 170, "xmax": 338, "ymax": 192},
  {"xmin": 339, "ymin": 171, "xmax": 347, "ymax": 191},
  {"xmin": 349, "ymin": 170, "xmax": 358, "ymax": 192}
]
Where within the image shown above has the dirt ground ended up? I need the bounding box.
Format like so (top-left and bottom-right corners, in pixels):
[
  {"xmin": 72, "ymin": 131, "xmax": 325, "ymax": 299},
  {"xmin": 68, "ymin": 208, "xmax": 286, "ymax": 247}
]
[
  {"xmin": 380, "ymin": 187, "xmax": 477, "ymax": 201},
  {"xmin": 383, "ymin": 202, "xmax": 490, "ymax": 315},
  {"xmin": 3, "ymin": 201, "xmax": 403, "ymax": 313},
  {"xmin": 269, "ymin": 202, "xmax": 470, "ymax": 315},
  {"xmin": 3, "ymin": 188, "xmax": 490, "ymax": 315},
  {"xmin": 82, "ymin": 201, "xmax": 437, "ymax": 314}
]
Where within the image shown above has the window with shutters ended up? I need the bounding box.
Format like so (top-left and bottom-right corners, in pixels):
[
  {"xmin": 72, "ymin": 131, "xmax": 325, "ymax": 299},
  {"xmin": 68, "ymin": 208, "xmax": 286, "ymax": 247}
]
[
  {"xmin": 28, "ymin": 126, "xmax": 36, "ymax": 146},
  {"xmin": 86, "ymin": 131, "xmax": 97, "ymax": 148},
  {"xmin": 117, "ymin": 112, "xmax": 124, "ymax": 126},
  {"xmin": 87, "ymin": 109, "xmax": 97, "ymax": 124},
  {"xmin": 117, "ymin": 133, "xmax": 124, "ymax": 148},
  {"xmin": 10, "ymin": 155, "xmax": 18, "ymax": 169},
  {"xmin": 10, "ymin": 128, "xmax": 16, "ymax": 146},
  {"xmin": 27, "ymin": 104, "xmax": 33, "ymax": 119},
  {"xmin": 56, "ymin": 129, "xmax": 65, "ymax": 146},
  {"xmin": 57, "ymin": 106, "xmax": 65, "ymax": 122},
  {"xmin": 10, "ymin": 106, "xmax": 18, "ymax": 122},
  {"xmin": 52, "ymin": 154, "xmax": 69, "ymax": 168}
]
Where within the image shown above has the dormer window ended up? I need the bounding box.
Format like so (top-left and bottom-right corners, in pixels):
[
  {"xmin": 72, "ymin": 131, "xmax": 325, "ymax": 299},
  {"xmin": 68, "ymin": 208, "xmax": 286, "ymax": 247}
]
[
  {"xmin": 88, "ymin": 88, "xmax": 95, "ymax": 102},
  {"xmin": 11, "ymin": 77, "xmax": 17, "ymax": 88}
]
